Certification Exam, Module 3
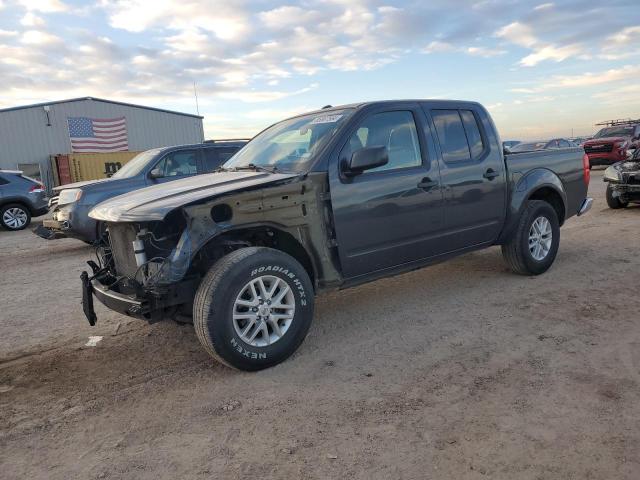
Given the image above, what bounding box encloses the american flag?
[67,116,129,152]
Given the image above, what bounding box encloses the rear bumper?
[577,197,593,216]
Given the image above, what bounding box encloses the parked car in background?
[583,120,640,167]
[508,138,575,153]
[0,170,48,231]
[35,140,248,244]
[603,147,640,209]
[502,140,521,151]
[81,99,592,371]
[569,136,592,147]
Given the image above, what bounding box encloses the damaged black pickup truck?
[83,100,593,371]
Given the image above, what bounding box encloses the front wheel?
[193,247,314,371]
[606,184,628,209]
[502,200,560,275]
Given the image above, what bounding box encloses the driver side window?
[341,111,422,173]
[155,150,198,177]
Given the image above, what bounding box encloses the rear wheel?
[606,184,628,209]
[193,247,314,371]
[1,203,31,231]
[502,200,560,275]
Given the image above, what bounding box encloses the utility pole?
[193,81,200,116]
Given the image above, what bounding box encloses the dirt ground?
[0,169,638,479]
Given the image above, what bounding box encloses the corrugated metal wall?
[0,98,204,190]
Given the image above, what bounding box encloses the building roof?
[0,96,203,119]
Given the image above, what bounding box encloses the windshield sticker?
[310,114,343,124]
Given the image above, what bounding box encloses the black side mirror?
[149,168,164,179]
[343,146,389,176]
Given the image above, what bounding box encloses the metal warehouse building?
[0,97,204,190]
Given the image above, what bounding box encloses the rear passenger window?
[431,110,472,163]
[460,110,485,159]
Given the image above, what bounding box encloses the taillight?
[29,183,45,193]
[582,153,590,186]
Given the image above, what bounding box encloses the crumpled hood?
[89,171,298,222]
[53,178,111,192]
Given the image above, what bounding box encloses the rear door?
[329,104,445,278]
[425,104,506,251]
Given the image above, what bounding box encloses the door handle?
[483,169,500,180]
[417,178,439,190]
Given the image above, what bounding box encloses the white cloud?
[0,28,18,37]
[495,22,537,48]
[104,0,249,40]
[466,46,507,57]
[534,3,554,10]
[423,41,455,54]
[545,65,640,88]
[217,83,319,103]
[16,0,67,12]
[496,20,586,67]
[20,30,62,46]
[519,43,583,66]
[20,12,46,27]
[509,65,640,94]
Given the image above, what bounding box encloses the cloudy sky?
[1,0,639,140]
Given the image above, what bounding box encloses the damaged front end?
[81,172,342,326]
[84,210,204,323]
[604,157,640,204]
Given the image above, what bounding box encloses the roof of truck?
[294,99,482,117]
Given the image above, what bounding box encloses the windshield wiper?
[232,163,278,174]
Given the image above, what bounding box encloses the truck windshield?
[223,109,353,173]
[111,149,163,179]
[594,126,634,138]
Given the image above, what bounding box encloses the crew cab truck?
[82,100,593,371]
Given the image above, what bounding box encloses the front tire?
[606,184,628,209]
[193,247,314,371]
[502,200,560,275]
[1,203,31,231]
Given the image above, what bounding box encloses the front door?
[150,149,201,184]
[329,106,445,278]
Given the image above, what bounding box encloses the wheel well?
[190,226,316,287]
[528,187,565,225]
[0,200,31,214]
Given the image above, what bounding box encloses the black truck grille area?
[622,173,640,185]
[108,223,139,278]
[584,143,613,154]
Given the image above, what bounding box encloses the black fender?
[496,168,567,244]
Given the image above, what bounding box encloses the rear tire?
[193,247,314,371]
[0,203,31,231]
[606,184,628,209]
[502,200,560,275]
